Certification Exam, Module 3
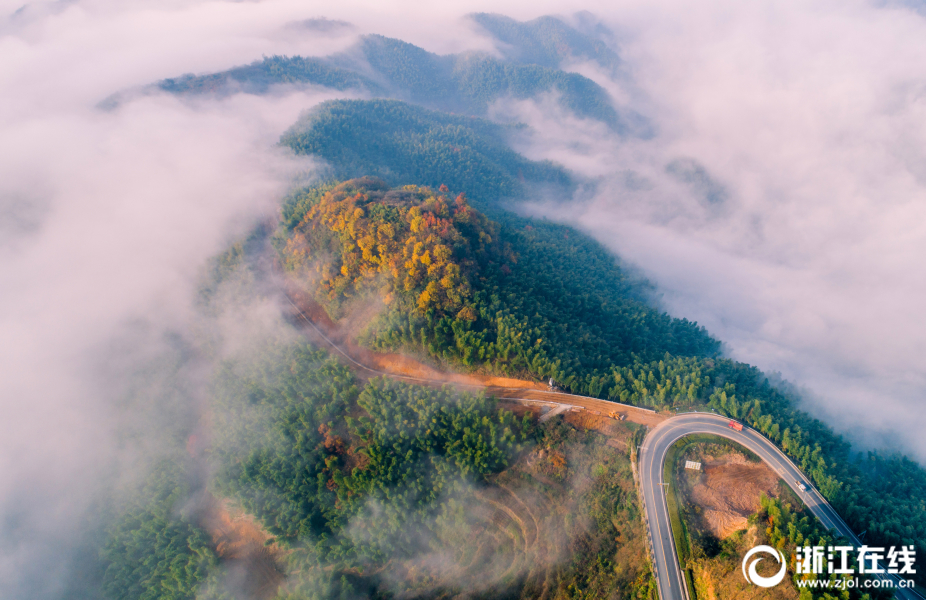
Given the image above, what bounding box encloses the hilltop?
[91,12,926,600]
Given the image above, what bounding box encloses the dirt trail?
[283,286,667,428]
[285,286,546,390]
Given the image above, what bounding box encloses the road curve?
[283,293,918,599]
[639,412,920,600]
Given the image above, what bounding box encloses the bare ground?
[686,453,780,538]
[284,285,667,428]
[680,451,796,600]
[199,495,286,599]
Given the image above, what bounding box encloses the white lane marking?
[640,414,924,600]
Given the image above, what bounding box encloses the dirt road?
[283,287,667,429]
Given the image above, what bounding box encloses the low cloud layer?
[4,0,926,596]
[0,2,359,596]
[504,0,926,458]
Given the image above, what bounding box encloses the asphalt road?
[286,295,918,599]
[639,412,921,600]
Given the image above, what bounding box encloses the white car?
[797,481,807,491]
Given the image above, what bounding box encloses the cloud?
[502,0,926,459]
[0,2,361,596]
[4,0,926,595]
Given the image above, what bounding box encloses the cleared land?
[684,452,780,538]
[200,495,287,600]
[673,441,796,600]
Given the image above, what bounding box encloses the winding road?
[283,292,919,599]
[639,412,921,600]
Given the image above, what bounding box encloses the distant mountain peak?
[468,12,621,74]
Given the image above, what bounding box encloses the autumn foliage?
[283,177,507,319]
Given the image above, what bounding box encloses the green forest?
[275,97,926,592]
[211,343,528,561]
[107,335,651,599]
[469,13,622,72]
[279,174,719,396]
[155,21,632,132]
[101,462,218,600]
[96,13,926,599]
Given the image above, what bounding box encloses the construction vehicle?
[608,411,627,421]
[728,420,743,431]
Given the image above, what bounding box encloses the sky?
[2,0,926,596]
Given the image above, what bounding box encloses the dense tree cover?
[282,178,504,320]
[280,99,573,206]
[756,495,891,600]
[215,339,655,598]
[355,34,624,130]
[101,463,217,600]
[158,55,383,96]
[280,96,926,588]
[468,13,622,73]
[279,176,720,393]
[130,23,926,595]
[213,342,527,561]
[155,17,630,130]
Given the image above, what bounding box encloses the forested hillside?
[277,96,926,589]
[280,178,505,321]
[205,339,652,598]
[159,55,383,97]
[469,13,621,73]
[279,172,720,395]
[101,462,218,600]
[280,99,573,208]
[153,15,635,131]
[211,343,526,558]
[355,34,624,129]
[95,12,926,598]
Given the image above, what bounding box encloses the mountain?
[158,55,384,96]
[149,15,641,133]
[91,13,926,600]
[278,98,573,210]
[275,94,926,595]
[468,12,622,73]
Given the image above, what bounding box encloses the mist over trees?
[16,8,925,600]
[153,21,635,133]
[274,96,926,591]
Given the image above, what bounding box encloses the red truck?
[728,420,743,431]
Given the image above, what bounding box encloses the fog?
[3,0,926,596]
[499,0,926,460]
[0,2,355,595]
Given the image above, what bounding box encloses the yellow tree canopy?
[282,178,509,318]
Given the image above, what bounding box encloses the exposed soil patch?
[498,400,543,420]
[284,285,667,429]
[200,495,286,599]
[285,284,544,389]
[684,453,780,538]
